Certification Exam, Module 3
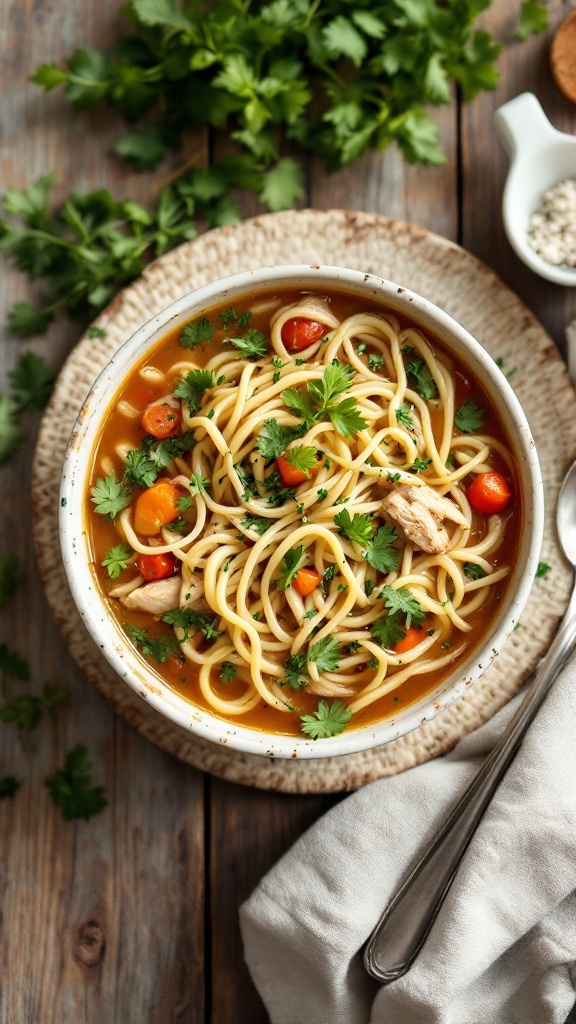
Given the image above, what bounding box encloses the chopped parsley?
[411,456,432,473]
[282,359,367,438]
[45,745,107,821]
[127,625,181,663]
[162,607,222,642]
[405,357,438,400]
[174,369,216,413]
[363,525,399,574]
[334,509,375,546]
[317,488,328,501]
[241,514,271,535]
[278,546,307,590]
[300,699,352,739]
[308,636,342,672]
[379,585,425,627]
[371,614,406,648]
[219,308,253,331]
[180,316,214,349]
[225,329,268,360]
[219,661,237,683]
[464,562,486,581]
[368,353,385,372]
[536,561,551,579]
[455,398,484,433]
[101,542,132,579]
[284,652,308,690]
[256,419,300,459]
[396,402,415,430]
[91,473,132,521]
[285,445,319,478]
[124,449,158,488]
[365,579,375,597]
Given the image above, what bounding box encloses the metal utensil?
[364,459,576,984]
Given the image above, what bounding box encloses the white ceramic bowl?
[59,265,544,759]
[494,91,576,287]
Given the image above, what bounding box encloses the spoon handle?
[364,591,576,984]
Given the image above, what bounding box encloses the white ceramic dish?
[495,91,576,287]
[59,265,544,760]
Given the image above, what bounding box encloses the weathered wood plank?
[0,3,206,1022]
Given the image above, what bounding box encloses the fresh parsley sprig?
[162,607,222,642]
[308,636,343,672]
[90,473,133,521]
[174,369,217,413]
[101,543,132,579]
[300,699,352,739]
[379,585,425,628]
[283,360,367,439]
[45,745,108,821]
[278,546,307,590]
[455,398,484,433]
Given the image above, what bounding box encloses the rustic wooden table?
[1,2,575,1021]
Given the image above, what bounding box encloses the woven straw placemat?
[32,209,576,793]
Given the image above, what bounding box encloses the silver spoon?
[364,458,576,984]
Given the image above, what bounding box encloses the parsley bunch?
[31,0,545,183]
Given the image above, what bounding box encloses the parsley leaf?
[371,614,406,648]
[464,562,486,581]
[124,449,158,488]
[162,608,222,642]
[396,403,415,430]
[0,642,30,680]
[257,419,299,460]
[45,745,108,821]
[9,352,55,411]
[285,446,319,478]
[219,661,237,683]
[536,561,551,579]
[0,776,21,800]
[284,652,308,690]
[363,525,399,574]
[151,430,197,468]
[101,543,132,579]
[405,357,438,400]
[219,308,253,331]
[411,456,432,473]
[278,545,307,590]
[226,329,268,360]
[517,0,548,40]
[91,474,132,520]
[455,399,484,433]
[180,316,214,349]
[368,354,385,372]
[283,360,367,439]
[241,514,270,535]
[0,395,23,465]
[127,624,181,663]
[174,369,216,413]
[300,699,352,739]
[308,636,343,672]
[0,555,20,609]
[379,585,425,628]
[334,509,375,546]
[0,695,43,730]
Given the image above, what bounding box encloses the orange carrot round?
[293,567,322,596]
[276,452,321,488]
[393,626,428,654]
[134,480,180,536]
[141,402,180,439]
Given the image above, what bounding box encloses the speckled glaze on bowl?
[59,265,544,760]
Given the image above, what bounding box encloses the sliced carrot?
[393,626,428,654]
[281,318,326,353]
[141,402,180,439]
[134,480,180,536]
[276,452,321,488]
[137,552,178,581]
[293,567,322,596]
[467,471,511,515]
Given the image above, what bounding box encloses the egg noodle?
[101,296,513,724]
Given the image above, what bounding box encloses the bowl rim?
[59,264,544,760]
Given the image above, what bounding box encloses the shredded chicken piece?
[383,483,467,554]
[121,574,181,614]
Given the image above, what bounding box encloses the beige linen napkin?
[240,660,576,1024]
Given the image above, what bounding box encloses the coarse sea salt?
[528,178,576,268]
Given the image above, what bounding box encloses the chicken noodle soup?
[88,289,520,740]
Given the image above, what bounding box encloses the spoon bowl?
[494,92,576,287]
